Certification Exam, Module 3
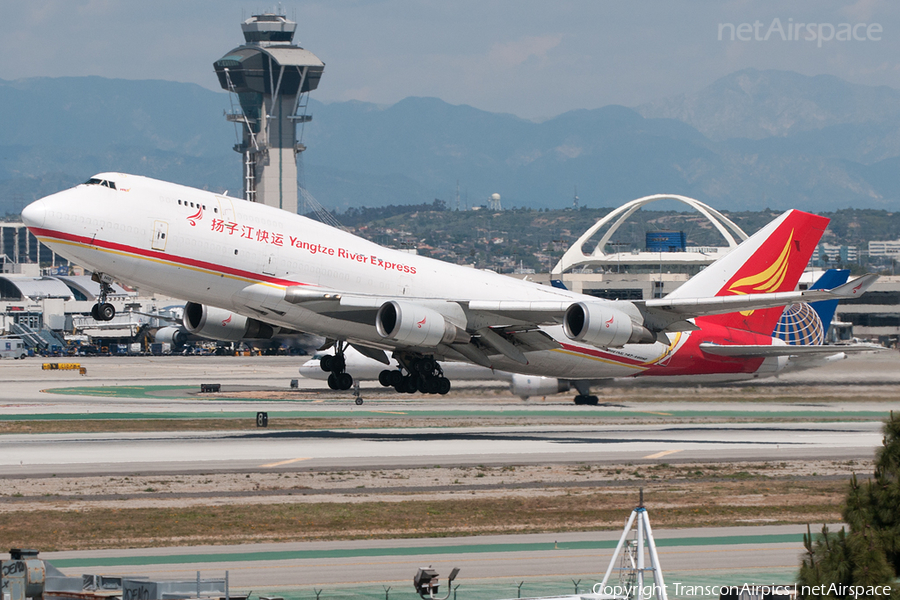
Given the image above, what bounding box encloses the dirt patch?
[0,460,861,551]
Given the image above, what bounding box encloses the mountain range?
[1,68,899,216]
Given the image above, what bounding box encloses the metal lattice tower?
[598,491,668,600]
[214,12,325,213]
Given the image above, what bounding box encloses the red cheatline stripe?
[30,227,311,288]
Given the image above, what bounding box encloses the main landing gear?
[90,275,116,322]
[320,342,354,392]
[572,381,599,406]
[377,355,451,395]
[573,394,599,406]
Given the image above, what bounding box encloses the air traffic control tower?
[213,13,324,213]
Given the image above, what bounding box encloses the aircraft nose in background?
[21,199,47,229]
[298,359,321,378]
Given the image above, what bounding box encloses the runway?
[0,421,883,477]
[1,352,897,476]
[2,352,896,597]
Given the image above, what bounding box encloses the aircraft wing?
[264,274,880,365]
[273,286,569,366]
[284,288,571,325]
[638,274,879,332]
[699,341,884,357]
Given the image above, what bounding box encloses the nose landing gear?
[90,275,116,322]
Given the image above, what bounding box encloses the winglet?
[829,273,878,298]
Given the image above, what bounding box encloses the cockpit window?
[84,178,117,189]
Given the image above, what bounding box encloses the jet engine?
[563,302,655,348]
[509,373,570,400]
[375,301,462,347]
[153,326,188,346]
[183,302,279,342]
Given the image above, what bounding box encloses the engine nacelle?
[183,302,278,342]
[509,373,570,400]
[563,302,655,348]
[375,301,461,347]
[153,326,188,346]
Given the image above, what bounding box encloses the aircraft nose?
[21,198,47,229]
[298,360,318,376]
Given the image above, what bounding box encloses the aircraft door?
[216,196,235,222]
[262,252,276,276]
[152,220,168,251]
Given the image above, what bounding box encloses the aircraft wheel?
[437,377,451,395]
[404,376,418,394]
[378,370,393,387]
[355,397,364,405]
[417,357,436,374]
[585,395,599,406]
[573,395,585,405]
[90,304,100,320]
[425,376,441,394]
[327,373,339,390]
[320,355,334,372]
[388,370,404,387]
[98,302,116,321]
[415,375,429,394]
[338,373,353,390]
[331,355,346,373]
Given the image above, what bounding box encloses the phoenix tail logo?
[605,315,614,328]
[725,230,794,315]
[187,206,203,227]
[417,317,427,329]
[221,314,232,327]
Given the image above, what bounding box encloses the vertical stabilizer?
[667,209,829,334]
[806,268,850,330]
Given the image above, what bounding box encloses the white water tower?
[489,193,502,211]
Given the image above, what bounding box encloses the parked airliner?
[22,173,876,403]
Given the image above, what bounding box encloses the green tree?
[799,412,900,600]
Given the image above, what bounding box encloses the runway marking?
[643,449,682,459]
[260,457,311,468]
[370,410,408,415]
[641,411,672,416]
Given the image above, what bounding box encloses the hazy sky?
[2,0,899,119]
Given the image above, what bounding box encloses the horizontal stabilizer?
[640,273,879,329]
[699,342,884,358]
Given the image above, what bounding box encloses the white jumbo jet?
[22,173,878,403]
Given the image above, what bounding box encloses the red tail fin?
[694,210,829,334]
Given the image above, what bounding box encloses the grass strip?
[0,482,842,552]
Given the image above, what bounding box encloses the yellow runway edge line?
[260,457,312,468]
[643,449,683,459]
